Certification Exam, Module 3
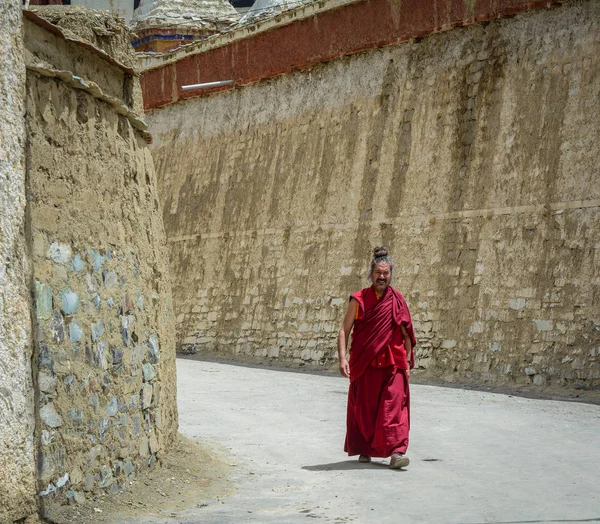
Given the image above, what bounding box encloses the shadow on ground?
[302,460,403,471]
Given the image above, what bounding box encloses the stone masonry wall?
[0,1,38,521]
[23,11,178,503]
[147,0,600,390]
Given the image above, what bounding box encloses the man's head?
[369,246,393,294]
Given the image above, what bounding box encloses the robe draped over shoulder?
[348,286,416,383]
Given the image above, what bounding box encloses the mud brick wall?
[0,1,37,521]
[146,0,600,391]
[23,11,177,503]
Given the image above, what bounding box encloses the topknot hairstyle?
[373,246,388,258]
[368,246,394,279]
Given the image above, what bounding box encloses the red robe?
[344,286,416,458]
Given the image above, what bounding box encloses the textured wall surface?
[148,0,600,390]
[0,1,38,522]
[24,12,178,503]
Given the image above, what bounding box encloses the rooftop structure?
[238,0,312,24]
[131,0,239,52]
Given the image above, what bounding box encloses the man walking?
[338,247,416,469]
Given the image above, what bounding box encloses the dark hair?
[368,246,394,279]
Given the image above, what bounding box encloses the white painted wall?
[72,0,135,22]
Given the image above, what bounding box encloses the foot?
[358,455,371,463]
[389,453,409,469]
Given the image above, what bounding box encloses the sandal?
[389,452,409,469]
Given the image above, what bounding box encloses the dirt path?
[42,434,233,523]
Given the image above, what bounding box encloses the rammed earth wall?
[145,0,600,390]
[22,8,177,504]
[0,1,37,521]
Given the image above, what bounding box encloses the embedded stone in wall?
[40,403,63,428]
[59,290,79,315]
[36,281,53,320]
[47,242,72,264]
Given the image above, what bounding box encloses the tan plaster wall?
[0,1,38,521]
[24,13,177,502]
[148,1,600,390]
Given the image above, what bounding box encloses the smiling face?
[371,262,391,295]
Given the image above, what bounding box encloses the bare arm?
[337,299,357,379]
[400,324,412,379]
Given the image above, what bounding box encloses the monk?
[338,246,416,469]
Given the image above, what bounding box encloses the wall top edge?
[137,0,363,72]
[23,9,138,76]
[140,0,569,110]
[138,0,568,73]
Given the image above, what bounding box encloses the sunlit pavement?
[142,358,600,523]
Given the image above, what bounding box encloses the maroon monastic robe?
[344,286,416,458]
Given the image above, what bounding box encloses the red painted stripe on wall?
[141,0,564,110]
